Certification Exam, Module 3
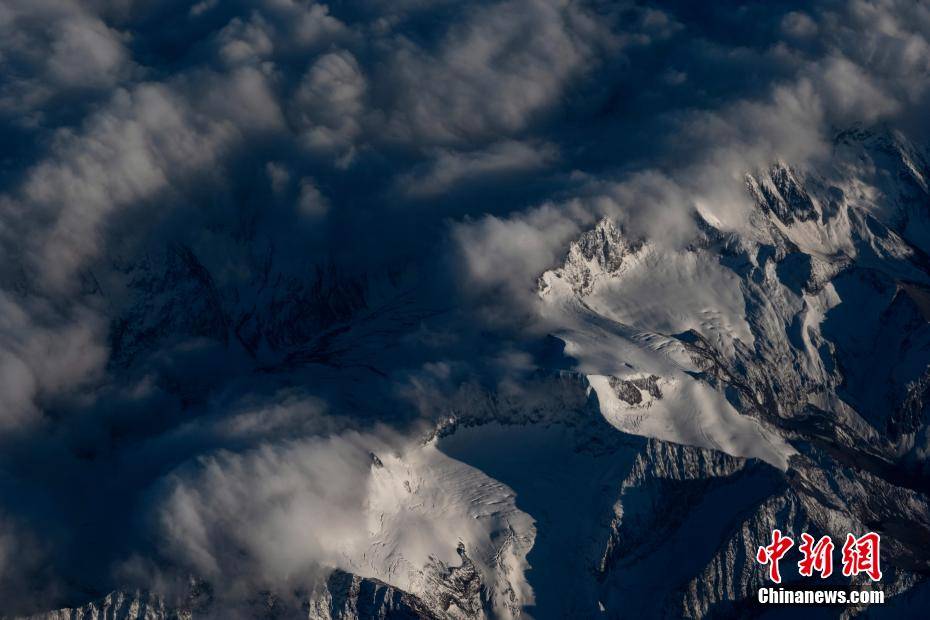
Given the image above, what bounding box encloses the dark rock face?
[608,375,662,405]
[770,164,819,223]
[317,571,438,620]
[747,164,820,224]
[110,244,230,368]
[575,219,629,273]
[110,248,372,370]
[18,590,184,620]
[890,368,930,442]
[416,546,484,619]
[544,218,637,295]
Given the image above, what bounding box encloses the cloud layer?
[0,0,929,614]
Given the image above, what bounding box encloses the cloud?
[215,15,275,68]
[451,200,594,316]
[812,55,900,123]
[445,0,930,312]
[149,423,533,613]
[375,0,616,145]
[262,0,349,50]
[7,83,226,290]
[266,161,291,193]
[0,513,54,615]
[781,11,818,38]
[291,50,367,160]
[0,292,107,434]
[398,140,558,198]
[2,66,283,292]
[0,0,131,122]
[212,0,349,65]
[155,431,385,585]
[297,177,331,216]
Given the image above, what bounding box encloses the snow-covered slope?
[538,218,794,469]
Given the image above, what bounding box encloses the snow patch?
[587,373,792,470]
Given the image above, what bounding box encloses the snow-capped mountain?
[17,126,930,619]
[5,0,930,617]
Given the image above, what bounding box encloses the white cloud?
[377,0,615,145]
[152,426,534,612]
[781,11,818,38]
[11,84,227,289]
[0,0,131,119]
[216,15,275,67]
[266,161,291,194]
[156,432,381,582]
[0,292,107,434]
[451,200,593,311]
[297,177,330,216]
[3,66,283,292]
[398,140,558,198]
[291,50,367,160]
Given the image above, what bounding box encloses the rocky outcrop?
[22,574,439,620]
[307,571,438,620]
[538,218,638,295]
[17,591,187,620]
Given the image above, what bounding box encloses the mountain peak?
[746,163,820,224]
[540,217,637,296]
